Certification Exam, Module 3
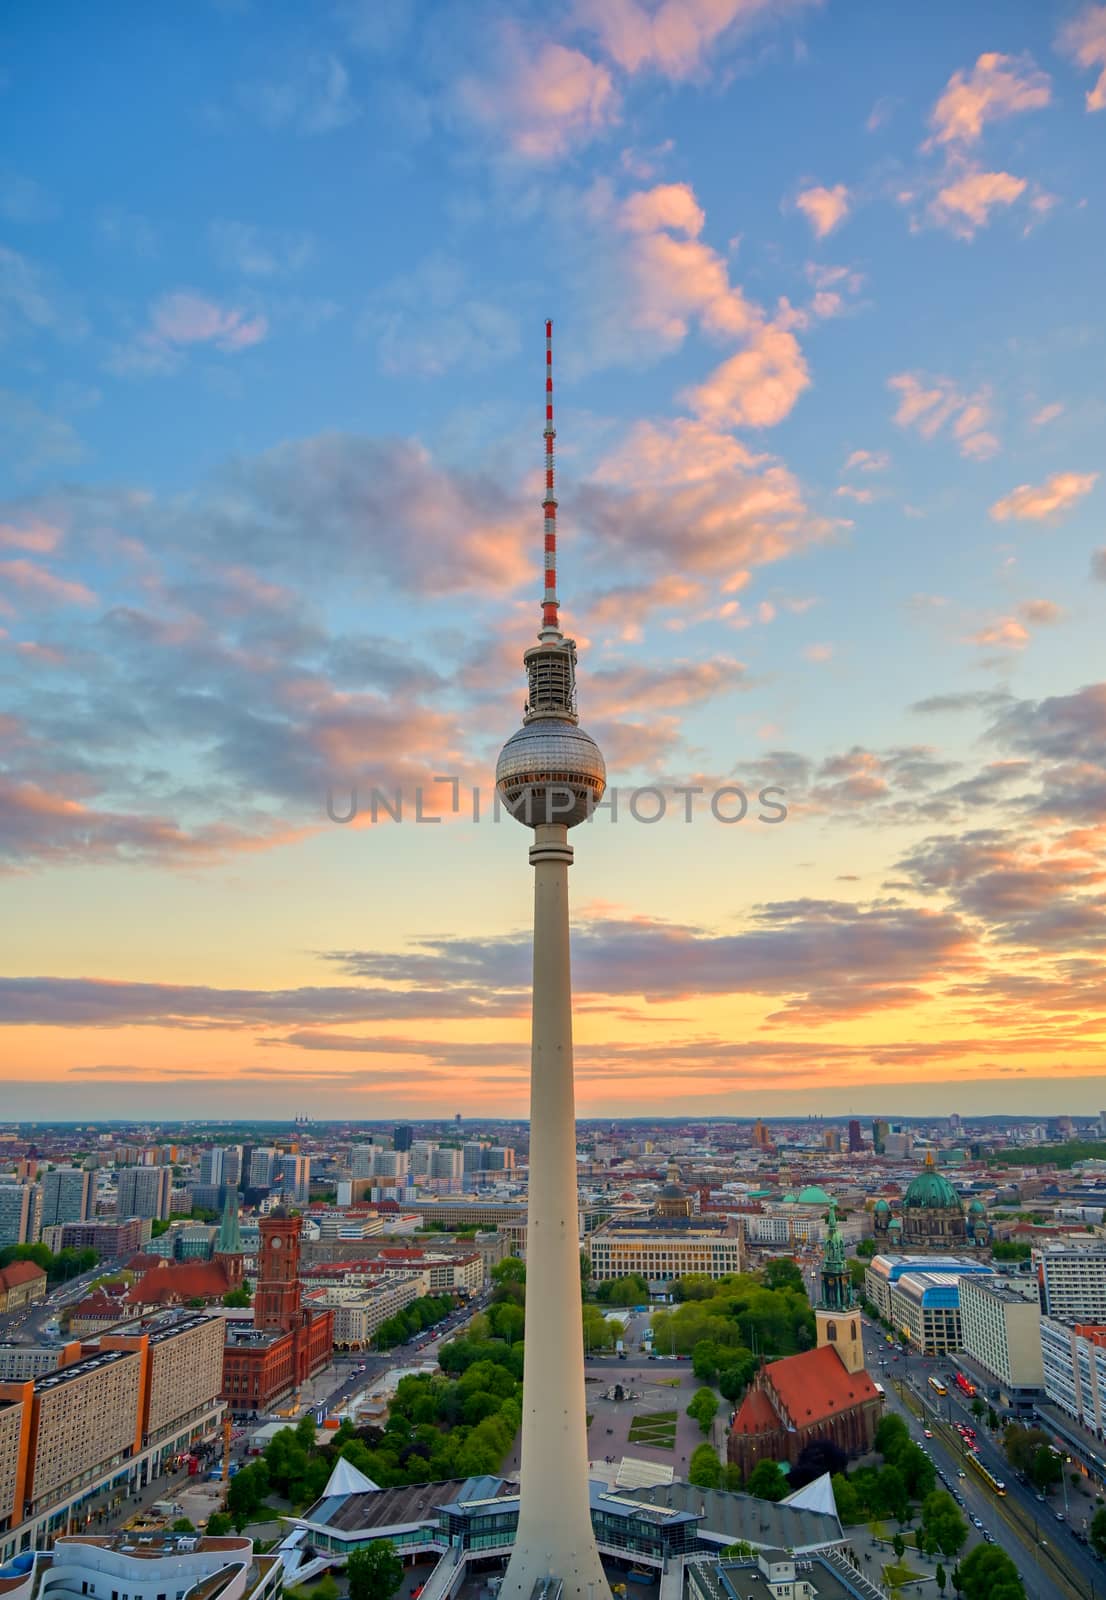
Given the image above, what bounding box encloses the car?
[958,1470,966,1479]
[923,1429,933,1438]
[983,1532,994,1544]
[973,1518,984,1530]
[1036,1493,1046,1502]
[1056,1512,1065,1522]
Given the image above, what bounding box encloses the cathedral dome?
[873,1198,890,1212]
[969,1198,986,1214]
[798,1185,834,1206]
[660,1182,685,1200]
[903,1169,961,1210]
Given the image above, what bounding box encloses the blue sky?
[1,0,1104,1118]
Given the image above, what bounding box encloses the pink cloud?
[0,519,62,554]
[1057,4,1106,112]
[575,0,821,80]
[989,471,1098,522]
[969,616,1030,649]
[1019,599,1063,625]
[834,485,875,503]
[149,291,268,352]
[619,181,704,236]
[456,31,618,159]
[795,183,851,238]
[804,642,834,662]
[843,449,889,473]
[888,372,998,458]
[0,559,96,607]
[929,167,1027,237]
[1030,402,1064,428]
[926,51,1051,147]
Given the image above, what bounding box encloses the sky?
[1,0,1105,1121]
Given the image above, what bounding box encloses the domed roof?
[797,1185,833,1205]
[903,1168,962,1211]
[660,1183,685,1199]
[888,1215,903,1230]
[969,1198,986,1214]
[873,1198,891,1212]
[782,1192,797,1203]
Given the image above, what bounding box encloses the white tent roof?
[781,1472,837,1519]
[323,1456,380,1496]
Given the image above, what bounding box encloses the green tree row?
[0,1242,98,1280]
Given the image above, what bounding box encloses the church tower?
[255,1209,301,1331]
[214,1186,245,1288]
[815,1202,864,1374]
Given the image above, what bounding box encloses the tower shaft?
[500,822,609,1600]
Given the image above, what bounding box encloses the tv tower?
[495,322,610,1600]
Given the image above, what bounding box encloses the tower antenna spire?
[541,317,559,637]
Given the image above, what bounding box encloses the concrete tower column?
[500,821,609,1600]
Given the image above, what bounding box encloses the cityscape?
[3,6,1106,1600]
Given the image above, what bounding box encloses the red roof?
[129,1261,232,1305]
[732,1386,778,1435]
[764,1345,878,1427]
[0,1261,47,1291]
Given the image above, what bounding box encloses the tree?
[206,1513,233,1536]
[1090,1505,1106,1560]
[223,1285,251,1308]
[1003,1424,1051,1475]
[580,1250,591,1286]
[986,1407,998,1430]
[856,1238,878,1258]
[763,1257,803,1293]
[745,1460,787,1502]
[491,1257,526,1287]
[875,1413,910,1459]
[687,1387,719,1435]
[171,1518,195,1533]
[347,1541,404,1600]
[892,1533,905,1560]
[921,1491,968,1558]
[692,1340,720,1383]
[688,1443,723,1489]
[936,1564,946,1594]
[969,1398,985,1421]
[1030,1443,1062,1492]
[957,1545,1025,1600]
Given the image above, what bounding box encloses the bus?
[929,1376,948,1396]
[965,1454,1006,1495]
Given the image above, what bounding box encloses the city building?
[870,1153,983,1253]
[0,1344,82,1382]
[279,1155,311,1203]
[0,1185,32,1249]
[49,1217,148,1258]
[492,321,610,1600]
[889,1272,968,1357]
[0,1311,224,1559]
[311,1277,422,1348]
[116,1165,172,1221]
[0,1263,47,1314]
[730,1207,880,1477]
[1,1531,282,1600]
[1037,1244,1106,1323]
[1041,1320,1106,1440]
[221,1211,333,1416]
[393,1124,413,1152]
[958,1276,1043,1406]
[847,1120,863,1154]
[863,1254,995,1320]
[248,1147,278,1188]
[589,1213,742,1290]
[40,1167,92,1228]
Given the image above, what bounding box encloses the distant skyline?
[2,2,1105,1118]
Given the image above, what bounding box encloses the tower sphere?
[496,718,606,829]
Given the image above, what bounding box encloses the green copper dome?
[873,1198,891,1212]
[798,1185,833,1206]
[903,1169,962,1210]
[969,1198,986,1214]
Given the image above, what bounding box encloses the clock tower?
[256,1209,301,1331]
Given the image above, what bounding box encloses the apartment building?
[0,1185,32,1248]
[589,1219,743,1289]
[40,1168,92,1228]
[117,1166,173,1221]
[1041,1320,1106,1439]
[1037,1245,1106,1323]
[0,1344,82,1382]
[313,1278,422,1348]
[0,1312,224,1560]
[0,1264,47,1315]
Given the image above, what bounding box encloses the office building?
[0,1344,82,1382]
[430,1149,463,1183]
[248,1147,278,1188]
[40,1168,92,1228]
[198,1147,225,1187]
[0,1185,32,1248]
[51,1216,148,1258]
[864,1254,995,1321]
[393,1124,413,1153]
[279,1155,311,1203]
[958,1276,1043,1396]
[1041,1320,1106,1438]
[871,1119,889,1155]
[117,1165,173,1221]
[847,1120,863,1154]
[1,1532,283,1600]
[1037,1244,1106,1322]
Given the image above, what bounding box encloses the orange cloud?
[683,322,809,429]
[843,449,890,473]
[795,183,851,238]
[926,51,1051,147]
[969,616,1029,650]
[619,181,705,235]
[575,0,821,80]
[929,166,1027,237]
[0,519,62,553]
[1019,599,1063,625]
[456,32,618,158]
[1030,402,1064,428]
[989,471,1098,522]
[1057,4,1106,112]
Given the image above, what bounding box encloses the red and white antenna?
[541,317,559,636]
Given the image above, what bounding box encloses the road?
[858,1316,1104,1600]
[0,1266,105,1345]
